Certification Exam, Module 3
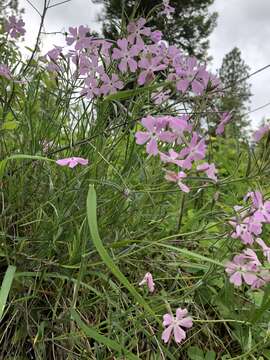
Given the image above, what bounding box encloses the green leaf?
[205,351,216,360]
[187,346,205,360]
[1,120,19,130]
[71,309,139,360]
[86,185,157,320]
[0,265,16,320]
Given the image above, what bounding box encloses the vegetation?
[0,1,270,359]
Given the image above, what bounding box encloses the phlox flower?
[135,116,173,156]
[251,269,270,289]
[168,115,192,144]
[5,16,25,38]
[100,73,124,95]
[162,308,193,344]
[139,272,155,293]
[151,30,163,43]
[160,149,182,166]
[178,132,206,169]
[256,238,270,263]
[165,170,190,193]
[66,26,91,50]
[0,64,12,79]
[127,18,151,46]
[81,75,100,99]
[248,191,270,223]
[56,157,89,168]
[225,253,259,287]
[138,56,167,85]
[252,124,270,142]
[112,38,140,73]
[197,162,218,182]
[46,46,63,62]
[216,112,232,135]
[151,89,171,105]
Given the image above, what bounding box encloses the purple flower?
[112,38,140,73]
[56,157,89,168]
[135,116,172,156]
[178,132,206,169]
[252,124,270,142]
[151,30,163,43]
[248,191,270,223]
[162,308,193,344]
[0,64,12,79]
[127,18,151,46]
[139,272,155,293]
[168,115,192,144]
[81,75,100,99]
[251,270,270,289]
[165,170,190,193]
[100,73,124,95]
[66,26,91,50]
[256,238,270,263]
[46,46,63,62]
[225,253,259,287]
[5,16,25,38]
[160,149,183,166]
[197,162,218,182]
[216,112,232,135]
[138,56,167,85]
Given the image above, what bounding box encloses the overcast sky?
[20,0,270,128]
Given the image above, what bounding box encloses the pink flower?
[138,56,167,85]
[251,270,270,289]
[5,16,25,38]
[0,64,12,79]
[151,30,163,43]
[256,238,270,262]
[135,116,171,156]
[81,75,100,99]
[225,253,259,287]
[160,0,175,18]
[56,157,89,168]
[139,272,155,293]
[165,170,190,193]
[162,308,193,344]
[248,191,270,223]
[100,73,124,95]
[66,26,91,50]
[168,115,192,144]
[216,112,232,135]
[127,18,151,46]
[112,38,140,73]
[197,162,218,182]
[178,132,206,169]
[46,46,63,62]
[151,89,171,105]
[252,124,270,142]
[160,149,182,166]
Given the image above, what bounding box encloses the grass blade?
[86,185,157,320]
[71,309,140,360]
[0,265,16,321]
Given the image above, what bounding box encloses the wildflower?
[56,157,89,168]
[100,73,124,95]
[197,162,218,182]
[138,56,167,85]
[252,124,270,142]
[81,75,100,99]
[165,170,190,193]
[112,38,140,73]
[248,191,270,223]
[225,253,259,287]
[0,64,12,79]
[178,132,206,169]
[127,18,151,46]
[139,272,155,293]
[46,46,63,62]
[66,26,91,50]
[256,238,270,262]
[5,16,25,38]
[168,115,192,144]
[216,112,232,135]
[251,269,270,289]
[160,149,182,166]
[162,308,193,344]
[151,89,171,105]
[151,30,163,43]
[135,116,171,156]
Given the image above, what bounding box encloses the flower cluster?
[225,191,270,288]
[135,115,218,192]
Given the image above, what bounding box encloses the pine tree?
[93,0,217,60]
[218,47,252,138]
